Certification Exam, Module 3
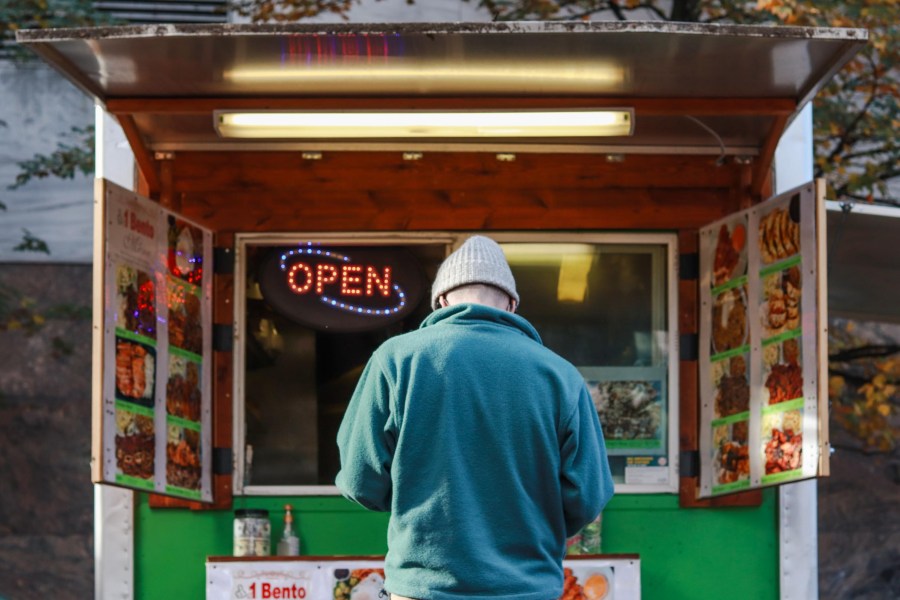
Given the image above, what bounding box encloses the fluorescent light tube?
[214,110,633,139]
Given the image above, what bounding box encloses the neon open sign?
[258,245,424,331]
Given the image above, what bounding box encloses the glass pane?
[241,243,443,487]
[503,243,670,487]
[238,239,672,491]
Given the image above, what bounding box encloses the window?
[498,234,678,493]
[234,233,678,495]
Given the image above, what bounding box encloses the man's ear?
[508,299,517,313]
[439,295,449,308]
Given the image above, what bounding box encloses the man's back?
[337,303,613,600]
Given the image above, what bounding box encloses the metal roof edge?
[15,20,868,44]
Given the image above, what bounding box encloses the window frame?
[232,232,679,496]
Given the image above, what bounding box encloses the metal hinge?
[679,252,699,280]
[212,447,233,475]
[213,323,233,352]
[214,246,234,275]
[680,450,700,478]
[680,333,699,361]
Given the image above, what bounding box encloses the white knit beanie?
[431,236,519,309]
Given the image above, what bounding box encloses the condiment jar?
[233,508,271,557]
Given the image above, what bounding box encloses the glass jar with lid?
[233,508,270,556]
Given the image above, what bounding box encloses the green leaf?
[7,125,94,190]
[13,228,50,254]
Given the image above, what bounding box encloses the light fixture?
[503,244,597,303]
[223,62,626,89]
[214,109,633,139]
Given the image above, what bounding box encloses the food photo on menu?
[560,565,614,600]
[116,264,156,339]
[115,407,155,481]
[587,380,662,445]
[115,336,156,407]
[762,409,803,476]
[166,355,201,422]
[333,568,385,600]
[713,419,750,487]
[711,354,750,419]
[167,281,203,355]
[762,337,803,406]
[711,285,749,356]
[166,423,201,491]
[712,216,747,287]
[758,202,801,265]
[167,216,204,285]
[760,265,801,338]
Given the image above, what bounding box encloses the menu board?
[95,180,213,502]
[698,181,828,498]
[206,556,640,600]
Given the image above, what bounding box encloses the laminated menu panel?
[93,178,214,502]
[698,180,829,498]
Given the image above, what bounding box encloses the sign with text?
[206,557,640,600]
[258,245,424,332]
[698,180,829,497]
[94,179,213,502]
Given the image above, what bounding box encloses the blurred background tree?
[231,0,899,207]
[0,1,105,328]
[0,0,103,256]
[829,321,900,455]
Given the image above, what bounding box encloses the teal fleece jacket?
[336,304,614,600]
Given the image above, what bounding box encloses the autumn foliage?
[457,0,899,206]
[829,320,900,453]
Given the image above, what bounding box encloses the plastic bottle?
[276,504,300,556]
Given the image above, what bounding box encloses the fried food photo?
[166,357,202,421]
[115,339,155,402]
[712,287,748,354]
[115,431,154,479]
[713,221,746,286]
[560,568,585,600]
[762,410,803,474]
[758,207,800,264]
[715,420,750,484]
[116,265,157,339]
[762,266,801,336]
[711,354,749,419]
[763,338,803,404]
[166,425,201,489]
[168,286,204,355]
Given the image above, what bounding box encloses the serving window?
[233,233,678,495]
[498,234,679,493]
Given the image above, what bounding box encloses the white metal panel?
[94,107,137,600]
[774,104,819,600]
[94,485,134,600]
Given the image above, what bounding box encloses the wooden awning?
[17,21,865,200]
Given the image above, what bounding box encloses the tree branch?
[829,367,900,388]
[833,169,900,202]
[839,147,898,162]
[836,193,900,207]
[830,344,900,363]
[821,54,881,168]
[830,442,896,457]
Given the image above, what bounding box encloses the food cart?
[18,21,865,600]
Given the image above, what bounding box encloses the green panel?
[136,491,778,600]
[602,490,779,600]
[135,495,390,599]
